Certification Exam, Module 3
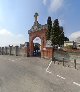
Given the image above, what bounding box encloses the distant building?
[64,41,80,49]
[64,41,74,47]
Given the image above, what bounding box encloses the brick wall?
[41,47,53,59]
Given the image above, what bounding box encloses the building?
[64,41,80,49]
[26,13,53,59]
[64,41,74,47]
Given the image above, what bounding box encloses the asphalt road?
[0,55,80,92]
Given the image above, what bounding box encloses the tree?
[46,17,69,60]
[59,26,65,46]
[64,37,69,41]
[50,19,65,47]
[46,16,52,40]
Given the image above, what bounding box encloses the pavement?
[0,55,80,92]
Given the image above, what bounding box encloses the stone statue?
[34,12,39,25]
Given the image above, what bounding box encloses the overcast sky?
[0,0,80,46]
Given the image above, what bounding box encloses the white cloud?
[0,29,13,36]
[69,31,80,41]
[43,0,64,13]
[43,0,47,5]
[49,0,64,12]
[0,29,26,46]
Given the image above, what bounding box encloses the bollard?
[54,60,55,64]
[54,57,55,64]
[58,62,59,65]
[63,58,64,66]
[74,59,76,69]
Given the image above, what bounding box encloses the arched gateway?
[27,13,53,59]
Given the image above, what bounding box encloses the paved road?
[0,55,80,92]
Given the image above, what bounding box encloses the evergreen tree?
[50,19,59,45]
[46,16,52,40]
[49,19,65,61]
[64,37,69,41]
[59,26,65,46]
[46,18,68,47]
[50,19,65,46]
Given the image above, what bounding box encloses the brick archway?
[29,29,47,56]
[28,13,53,59]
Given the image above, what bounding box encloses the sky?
[0,0,80,46]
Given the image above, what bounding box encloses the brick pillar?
[27,47,30,57]
[46,47,54,59]
[5,47,8,55]
[24,42,29,57]
[29,41,34,56]
[15,46,19,56]
[24,47,29,57]
[2,47,5,55]
[9,45,13,55]
[0,47,1,55]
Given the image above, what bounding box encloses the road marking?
[46,70,52,74]
[73,82,80,87]
[57,75,66,80]
[46,61,52,71]
[12,60,15,62]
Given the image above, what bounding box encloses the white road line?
[11,60,15,62]
[46,70,52,74]
[57,75,66,80]
[8,59,15,62]
[73,82,80,87]
[46,61,52,71]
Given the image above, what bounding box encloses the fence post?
[63,58,64,66]
[74,59,76,69]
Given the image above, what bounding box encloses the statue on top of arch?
[28,13,47,34]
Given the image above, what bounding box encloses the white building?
[64,41,80,49]
[64,41,74,47]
